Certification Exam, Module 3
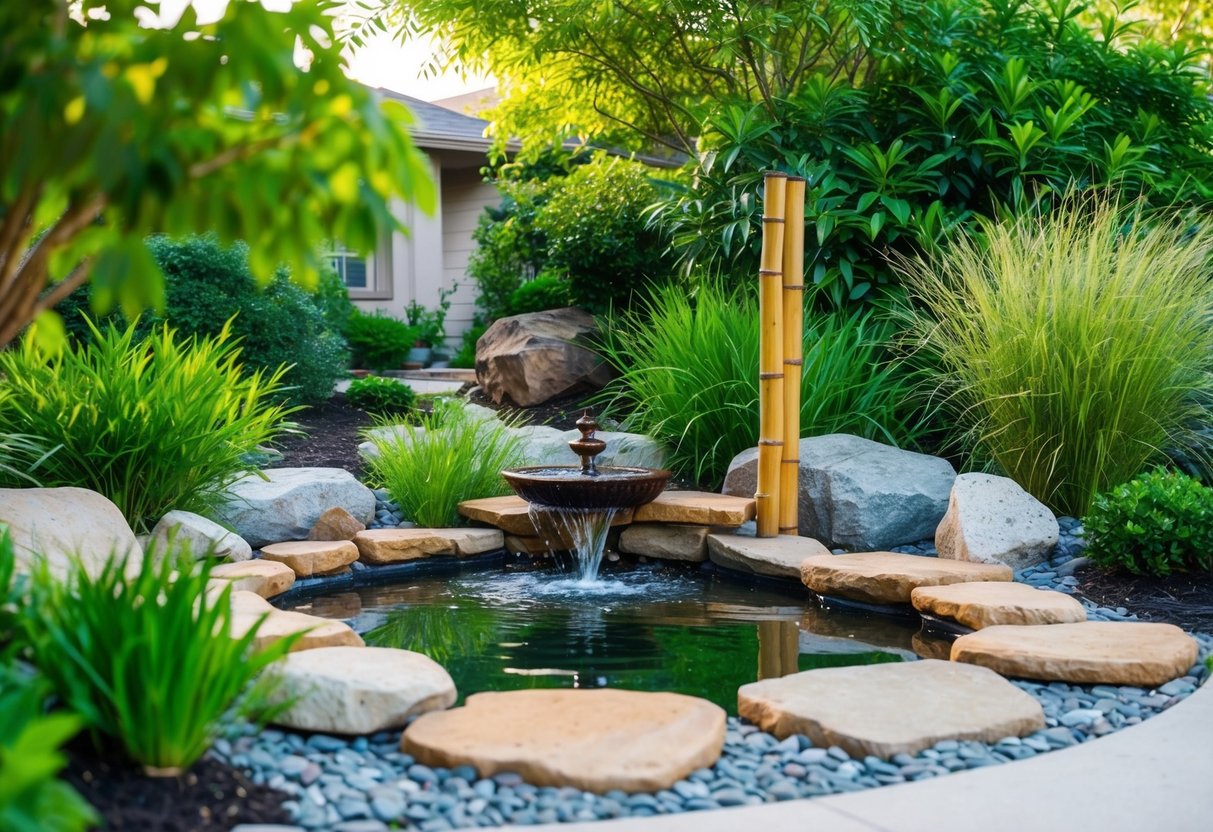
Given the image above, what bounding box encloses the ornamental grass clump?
[901,199,1213,516]
[596,281,926,488]
[363,400,527,527]
[20,547,297,774]
[0,319,295,532]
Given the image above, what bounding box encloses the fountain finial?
[568,410,607,476]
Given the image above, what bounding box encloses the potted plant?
[404,287,455,367]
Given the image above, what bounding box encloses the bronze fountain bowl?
[501,465,671,510]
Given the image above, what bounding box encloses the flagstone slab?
[458,495,633,536]
[210,559,296,598]
[911,581,1087,630]
[619,524,709,561]
[952,622,1198,687]
[738,659,1044,759]
[230,607,364,653]
[708,533,830,578]
[353,528,504,564]
[402,689,726,793]
[632,491,755,526]
[800,552,1013,605]
[260,540,358,577]
[268,646,455,734]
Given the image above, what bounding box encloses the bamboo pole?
[756,172,787,538]
[779,176,806,536]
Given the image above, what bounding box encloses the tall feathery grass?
[900,198,1213,516]
[596,282,927,487]
[363,401,528,527]
[0,319,296,531]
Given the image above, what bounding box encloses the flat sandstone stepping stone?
[801,551,1012,605]
[402,689,726,793]
[268,646,455,734]
[738,659,1044,759]
[633,491,755,526]
[952,621,1198,687]
[231,608,364,653]
[260,540,358,577]
[458,495,633,536]
[210,559,296,598]
[912,581,1087,629]
[620,524,709,562]
[708,533,830,578]
[354,528,504,564]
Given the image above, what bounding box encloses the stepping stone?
[737,659,1044,759]
[911,581,1086,630]
[210,559,296,598]
[260,540,359,577]
[402,689,726,792]
[353,528,504,564]
[633,491,755,526]
[708,533,829,578]
[268,646,456,734]
[230,608,364,653]
[800,552,1012,605]
[458,495,632,536]
[308,506,366,541]
[952,621,1198,687]
[619,524,709,561]
[936,473,1059,570]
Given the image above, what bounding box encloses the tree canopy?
[0,0,436,348]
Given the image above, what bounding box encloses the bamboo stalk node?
[759,372,784,380]
[784,358,804,366]
[784,284,805,290]
[761,217,785,224]
[758,269,783,276]
[758,439,784,447]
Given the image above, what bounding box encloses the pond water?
[286,560,944,712]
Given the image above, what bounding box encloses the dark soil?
[275,393,373,478]
[464,386,610,432]
[1074,564,1213,633]
[64,742,292,831]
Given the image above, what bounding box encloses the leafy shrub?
[468,180,550,320]
[1084,469,1213,576]
[345,376,417,416]
[901,198,1213,516]
[506,273,572,316]
[345,310,417,371]
[597,281,926,487]
[451,321,487,370]
[363,401,527,527]
[0,319,294,532]
[651,0,1213,306]
[21,548,296,773]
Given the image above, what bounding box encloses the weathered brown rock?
[0,487,141,577]
[619,524,709,562]
[308,506,366,541]
[268,647,456,734]
[210,559,296,598]
[260,540,359,577]
[911,581,1087,630]
[402,689,726,793]
[800,552,1013,605]
[739,660,1044,759]
[632,491,755,527]
[952,621,1198,686]
[504,535,554,557]
[230,608,364,653]
[708,534,830,579]
[458,496,632,537]
[475,308,613,407]
[353,528,504,564]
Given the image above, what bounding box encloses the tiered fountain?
[501,412,670,581]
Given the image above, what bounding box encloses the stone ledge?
[353,528,504,565]
[634,491,755,527]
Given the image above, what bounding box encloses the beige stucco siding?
[438,166,501,347]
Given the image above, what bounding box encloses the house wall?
[439,165,501,346]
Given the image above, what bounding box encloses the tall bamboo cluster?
[755,172,806,538]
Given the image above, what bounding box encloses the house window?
[327,245,371,290]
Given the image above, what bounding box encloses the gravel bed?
[218,507,1211,830]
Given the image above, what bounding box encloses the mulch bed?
[1074,565,1213,633]
[275,392,374,478]
[64,741,292,831]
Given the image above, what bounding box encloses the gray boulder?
[475,307,613,407]
[211,468,375,548]
[723,434,955,550]
[935,473,1059,570]
[149,509,252,561]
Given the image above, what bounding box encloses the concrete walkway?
[517,678,1213,832]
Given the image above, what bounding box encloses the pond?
[286,559,944,712]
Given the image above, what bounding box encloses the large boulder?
[936,473,1059,570]
[723,434,956,550]
[0,487,141,577]
[149,510,252,561]
[211,468,375,548]
[475,308,613,407]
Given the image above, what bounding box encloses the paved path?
[517,677,1213,832]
